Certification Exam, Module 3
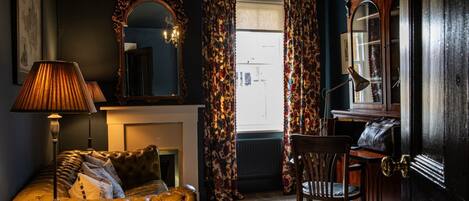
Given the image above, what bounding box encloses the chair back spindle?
[291,135,355,201]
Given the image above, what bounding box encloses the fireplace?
[101,105,203,194]
[160,150,178,187]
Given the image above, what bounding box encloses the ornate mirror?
[113,0,187,103]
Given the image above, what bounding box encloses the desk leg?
[377,164,383,201]
[365,162,383,201]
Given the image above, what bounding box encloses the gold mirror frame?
[112,0,188,103]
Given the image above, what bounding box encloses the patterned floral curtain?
[202,0,241,200]
[282,0,322,194]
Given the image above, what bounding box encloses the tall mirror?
[113,0,187,103]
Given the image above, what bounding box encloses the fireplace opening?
[160,150,179,187]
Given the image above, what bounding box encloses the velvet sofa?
[13,145,196,201]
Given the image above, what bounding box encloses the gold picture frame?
[12,0,43,85]
[340,32,350,74]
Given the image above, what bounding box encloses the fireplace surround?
[101,105,203,194]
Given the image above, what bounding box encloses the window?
[236,1,284,132]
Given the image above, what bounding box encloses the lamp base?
[48,114,62,201]
[319,118,329,136]
[87,113,93,150]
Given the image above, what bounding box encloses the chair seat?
[302,181,360,198]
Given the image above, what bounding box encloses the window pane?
[236,31,284,132]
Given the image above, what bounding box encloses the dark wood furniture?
[330,119,401,201]
[347,149,401,201]
[331,109,399,122]
[339,0,400,118]
[290,135,365,201]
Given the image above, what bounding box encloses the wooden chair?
[290,134,365,201]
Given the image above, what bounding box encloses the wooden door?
[399,0,469,200]
[125,47,153,96]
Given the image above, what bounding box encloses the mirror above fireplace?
[112,0,188,104]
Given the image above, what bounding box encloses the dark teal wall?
[319,0,350,116]
[329,0,350,111]
[0,0,56,199]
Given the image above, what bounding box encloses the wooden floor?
[243,191,296,201]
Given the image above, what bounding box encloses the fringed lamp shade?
[11,61,97,113]
[86,81,107,103]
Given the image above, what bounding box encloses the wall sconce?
[163,16,180,47]
[163,25,180,46]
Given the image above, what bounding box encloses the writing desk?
[348,149,400,201]
[348,149,386,201]
[351,148,386,161]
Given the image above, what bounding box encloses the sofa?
[13,145,196,201]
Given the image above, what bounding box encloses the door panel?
[443,0,469,199]
[420,0,444,164]
[400,0,469,200]
[411,0,445,189]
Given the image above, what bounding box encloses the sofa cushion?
[82,162,125,198]
[124,180,168,198]
[68,173,113,200]
[85,151,123,185]
[100,145,161,190]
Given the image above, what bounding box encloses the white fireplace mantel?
[101,105,203,192]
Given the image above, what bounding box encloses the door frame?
[399,0,421,199]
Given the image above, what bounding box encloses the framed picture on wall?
[12,0,42,85]
[340,32,350,74]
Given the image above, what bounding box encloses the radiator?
[237,136,283,192]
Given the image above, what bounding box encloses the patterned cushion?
[82,162,125,198]
[68,173,113,199]
[85,152,123,186]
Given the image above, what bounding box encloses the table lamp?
[85,81,107,149]
[11,61,96,200]
[320,66,370,136]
